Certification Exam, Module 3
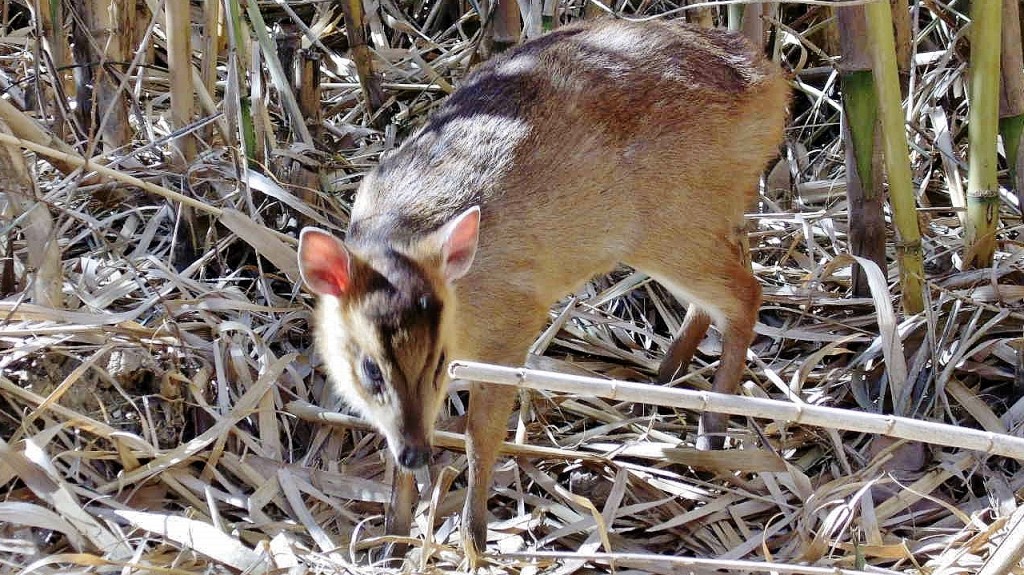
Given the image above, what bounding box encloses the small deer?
[297,17,788,557]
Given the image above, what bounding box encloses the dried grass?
[1,1,1023,574]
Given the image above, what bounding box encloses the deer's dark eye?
[360,356,386,397]
[417,294,443,316]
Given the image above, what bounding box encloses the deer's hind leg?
[628,222,760,450]
[657,303,712,384]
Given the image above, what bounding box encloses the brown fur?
[299,17,789,557]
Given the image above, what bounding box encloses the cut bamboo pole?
[499,551,894,575]
[864,0,925,313]
[449,361,1024,461]
[964,0,1003,268]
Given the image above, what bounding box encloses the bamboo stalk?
[0,132,221,214]
[999,0,1024,212]
[728,3,742,32]
[741,3,765,45]
[838,5,887,299]
[448,361,1024,461]
[890,0,912,91]
[33,0,73,141]
[978,503,1024,575]
[864,0,925,313]
[200,0,223,143]
[726,1,765,44]
[688,0,715,28]
[166,0,195,163]
[338,0,388,128]
[0,97,79,175]
[492,0,522,53]
[964,0,1002,268]
[541,0,557,31]
[165,0,198,267]
[78,0,131,150]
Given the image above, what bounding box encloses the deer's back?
[349,19,788,270]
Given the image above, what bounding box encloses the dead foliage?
[1,1,1023,574]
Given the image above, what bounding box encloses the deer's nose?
[398,445,431,469]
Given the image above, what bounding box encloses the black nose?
[398,445,431,469]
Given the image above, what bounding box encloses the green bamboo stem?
[541,0,557,31]
[1002,116,1024,204]
[842,70,888,299]
[864,0,925,313]
[844,72,878,204]
[964,0,1003,268]
[728,3,743,32]
[838,5,887,300]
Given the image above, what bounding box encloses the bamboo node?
[884,415,897,435]
[893,237,923,251]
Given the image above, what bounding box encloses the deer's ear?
[437,206,480,282]
[298,228,352,297]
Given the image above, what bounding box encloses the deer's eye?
[360,356,386,397]
[415,292,442,315]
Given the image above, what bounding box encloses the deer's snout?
[397,444,431,469]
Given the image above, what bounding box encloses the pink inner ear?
[442,206,480,282]
[298,229,352,297]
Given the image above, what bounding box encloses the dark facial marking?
[356,249,443,334]
[348,249,446,411]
